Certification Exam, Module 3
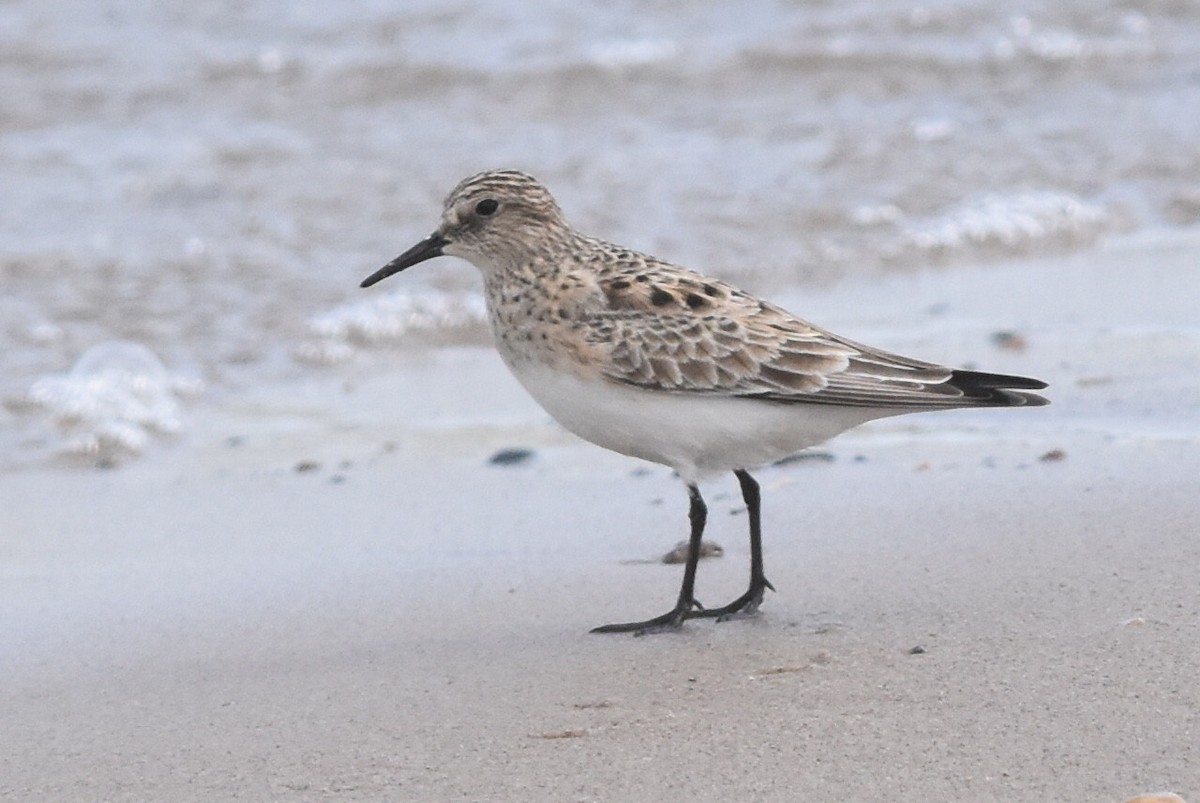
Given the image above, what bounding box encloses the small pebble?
[294,460,320,473]
[754,665,810,677]
[530,730,586,740]
[572,701,611,710]
[990,330,1028,351]
[1039,448,1067,462]
[488,447,535,466]
[908,645,927,655]
[661,540,723,564]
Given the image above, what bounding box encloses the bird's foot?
[688,577,775,622]
[590,597,704,635]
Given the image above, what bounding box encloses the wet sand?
[3,230,1197,800]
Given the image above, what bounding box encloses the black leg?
[591,483,708,634]
[688,469,775,621]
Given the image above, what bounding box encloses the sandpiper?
[361,170,1048,634]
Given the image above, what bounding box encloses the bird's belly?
[506,359,893,481]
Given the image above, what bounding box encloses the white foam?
[27,341,202,464]
[903,190,1106,253]
[587,38,678,70]
[911,117,959,143]
[296,291,487,364]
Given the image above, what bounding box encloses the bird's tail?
[948,370,1049,407]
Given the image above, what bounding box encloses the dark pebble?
[990,330,1028,351]
[488,448,535,466]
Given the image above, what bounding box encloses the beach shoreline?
[3,230,1198,800]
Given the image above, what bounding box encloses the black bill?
[360,232,448,288]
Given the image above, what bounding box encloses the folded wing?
[586,263,1047,410]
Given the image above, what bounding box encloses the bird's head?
[361,169,572,287]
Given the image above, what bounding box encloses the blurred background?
[2,0,1198,467]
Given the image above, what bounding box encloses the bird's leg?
[689,470,775,621]
[591,483,708,635]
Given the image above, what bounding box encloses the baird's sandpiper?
[361,170,1048,634]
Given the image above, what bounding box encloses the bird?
[360,169,1049,634]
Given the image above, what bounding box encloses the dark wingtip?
[1002,390,1051,407]
[950,370,1050,407]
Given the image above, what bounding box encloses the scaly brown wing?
[581,257,1039,409]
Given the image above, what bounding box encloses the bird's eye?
[475,199,499,216]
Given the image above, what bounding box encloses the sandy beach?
[3,229,1198,800]
[5,2,1200,798]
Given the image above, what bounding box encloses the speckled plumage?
[361,169,1049,634]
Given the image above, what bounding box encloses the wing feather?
[576,257,1044,409]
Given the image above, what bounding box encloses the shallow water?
[2,0,1199,464]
